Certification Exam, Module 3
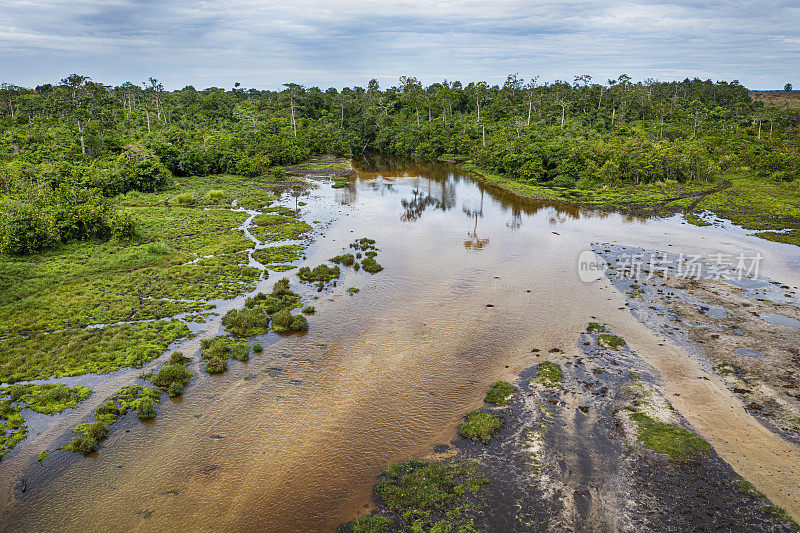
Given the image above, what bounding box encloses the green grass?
[375,459,486,531]
[465,164,800,247]
[586,322,606,333]
[348,287,360,294]
[37,450,49,462]
[223,277,307,336]
[598,333,626,350]
[683,213,712,227]
[484,381,515,405]
[458,410,502,443]
[0,320,191,383]
[330,253,355,266]
[764,505,799,528]
[252,245,305,264]
[533,362,563,387]
[629,412,711,462]
[1,384,92,414]
[0,399,26,460]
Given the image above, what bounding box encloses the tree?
[59,74,111,155]
[785,83,793,92]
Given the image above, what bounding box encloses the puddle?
[734,347,764,359]
[760,313,800,328]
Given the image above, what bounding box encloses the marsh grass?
[458,410,502,443]
[200,336,249,373]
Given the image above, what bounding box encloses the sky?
[1,0,798,90]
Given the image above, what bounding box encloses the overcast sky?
[1,0,798,90]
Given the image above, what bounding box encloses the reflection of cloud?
[2,1,798,88]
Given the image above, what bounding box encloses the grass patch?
[37,450,49,462]
[764,505,799,528]
[375,459,486,531]
[683,213,712,227]
[458,410,502,444]
[252,245,305,264]
[330,253,355,266]
[598,333,626,350]
[484,381,515,405]
[0,320,192,383]
[348,287,360,294]
[629,412,711,462]
[586,322,606,333]
[223,277,307,336]
[0,399,26,460]
[533,362,563,388]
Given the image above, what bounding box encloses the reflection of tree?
[463,189,489,250]
[400,179,456,222]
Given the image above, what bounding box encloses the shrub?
[302,305,315,314]
[205,356,227,374]
[253,342,263,352]
[64,436,98,455]
[361,257,383,273]
[136,398,156,420]
[330,253,355,266]
[150,360,191,397]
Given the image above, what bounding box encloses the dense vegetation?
[2,74,798,254]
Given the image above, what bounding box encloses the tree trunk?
[527,96,532,125]
[482,123,485,147]
[146,108,151,133]
[77,120,86,155]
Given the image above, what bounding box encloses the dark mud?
[350,328,797,532]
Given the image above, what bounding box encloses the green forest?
[1,74,799,255]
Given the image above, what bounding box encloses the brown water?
[2,155,800,531]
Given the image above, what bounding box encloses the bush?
[64,436,98,455]
[253,342,263,352]
[205,356,227,374]
[302,305,315,314]
[136,398,156,420]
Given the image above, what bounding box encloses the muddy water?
[2,155,800,531]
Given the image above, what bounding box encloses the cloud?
[0,0,797,89]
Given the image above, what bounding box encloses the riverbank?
[462,162,800,246]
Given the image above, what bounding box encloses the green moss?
[252,342,263,352]
[252,245,305,264]
[251,213,298,227]
[458,410,502,443]
[598,333,626,350]
[586,322,606,333]
[200,336,249,373]
[1,384,92,414]
[37,450,49,462]
[592,368,604,375]
[484,381,515,405]
[375,459,486,531]
[629,412,711,462]
[734,478,763,498]
[348,287,360,294]
[533,362,563,387]
[0,320,192,383]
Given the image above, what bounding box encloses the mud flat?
[343,326,798,532]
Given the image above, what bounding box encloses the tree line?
[1,73,798,253]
